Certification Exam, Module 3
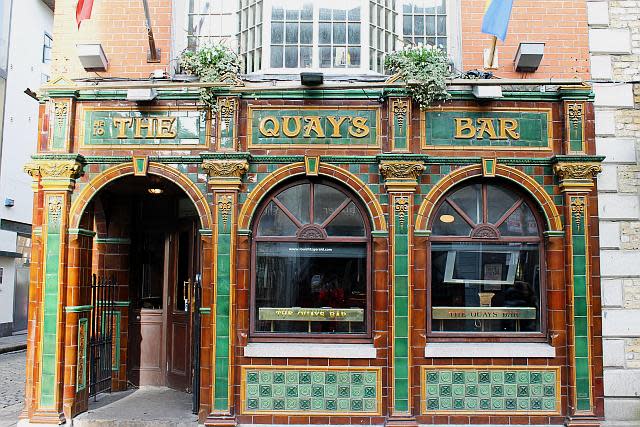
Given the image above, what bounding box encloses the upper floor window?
[177,0,460,75]
[252,179,371,339]
[43,33,52,64]
[429,182,545,337]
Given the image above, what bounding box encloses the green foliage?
[385,46,451,110]
[179,44,241,112]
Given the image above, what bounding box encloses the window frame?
[249,178,373,343]
[173,0,462,75]
[426,181,548,342]
[42,32,53,64]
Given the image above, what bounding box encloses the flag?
[481,0,514,41]
[76,0,94,28]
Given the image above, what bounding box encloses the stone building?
[20,0,610,426]
[587,1,640,425]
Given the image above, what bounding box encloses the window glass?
[401,0,447,50]
[270,1,313,68]
[431,242,541,333]
[255,242,367,334]
[43,33,52,64]
[318,4,362,68]
[254,180,370,336]
[430,182,543,334]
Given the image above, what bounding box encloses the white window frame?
[172,0,462,75]
[394,0,462,71]
[259,0,375,75]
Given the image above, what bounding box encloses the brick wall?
[588,0,640,424]
[49,0,589,80]
[460,0,590,79]
[51,0,172,79]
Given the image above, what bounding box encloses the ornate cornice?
[24,159,85,192]
[379,160,425,192]
[202,160,249,190]
[553,162,602,193]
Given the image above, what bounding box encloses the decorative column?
[201,159,249,426]
[389,98,411,152]
[553,161,602,427]
[23,156,85,424]
[380,160,425,426]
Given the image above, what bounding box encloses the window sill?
[244,342,377,359]
[424,342,556,358]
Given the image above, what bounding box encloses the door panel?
[129,309,164,386]
[166,221,197,391]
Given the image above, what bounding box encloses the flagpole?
[487,36,498,68]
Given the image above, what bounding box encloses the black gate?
[88,274,116,399]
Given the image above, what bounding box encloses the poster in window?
[507,209,523,233]
[483,263,503,290]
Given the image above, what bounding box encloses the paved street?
[0,351,25,426]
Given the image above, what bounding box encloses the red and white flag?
[76,0,94,28]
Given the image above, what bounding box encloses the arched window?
[429,182,545,336]
[251,179,370,338]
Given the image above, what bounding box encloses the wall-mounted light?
[514,42,545,73]
[4,198,14,207]
[77,43,109,72]
[300,72,323,86]
[439,214,454,223]
[148,188,163,195]
[127,88,157,102]
[472,85,503,99]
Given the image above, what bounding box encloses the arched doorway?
[78,173,202,396]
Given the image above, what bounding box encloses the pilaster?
[554,161,603,426]
[202,159,248,426]
[380,160,424,426]
[23,157,85,424]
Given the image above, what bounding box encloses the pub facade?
[21,1,605,426]
[21,80,605,426]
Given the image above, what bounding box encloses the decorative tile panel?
[76,318,88,392]
[218,97,238,150]
[50,100,70,151]
[241,366,381,415]
[421,367,560,414]
[565,102,585,154]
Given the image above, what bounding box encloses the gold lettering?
[259,116,280,137]
[282,116,302,137]
[476,118,499,140]
[454,118,475,139]
[134,117,155,139]
[499,118,520,139]
[326,116,348,137]
[113,117,133,139]
[303,116,325,138]
[348,116,370,138]
[157,117,177,138]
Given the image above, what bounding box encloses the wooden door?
[165,221,197,391]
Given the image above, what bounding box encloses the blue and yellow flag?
[481,0,515,41]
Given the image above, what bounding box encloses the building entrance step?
[72,386,197,427]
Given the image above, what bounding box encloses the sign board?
[81,107,208,148]
[423,108,552,150]
[248,106,380,148]
[259,307,365,322]
[432,306,537,320]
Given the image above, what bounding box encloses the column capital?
[24,157,85,192]
[202,159,249,191]
[553,162,602,193]
[379,160,425,192]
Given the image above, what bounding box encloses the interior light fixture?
[439,214,455,223]
[148,188,163,195]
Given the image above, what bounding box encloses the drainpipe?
[142,0,160,63]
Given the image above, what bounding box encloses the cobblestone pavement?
[0,351,25,426]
